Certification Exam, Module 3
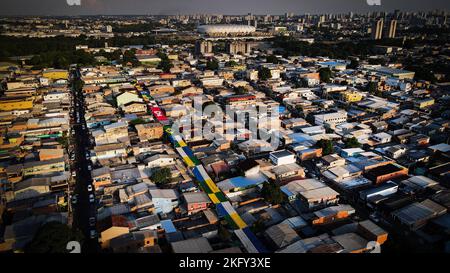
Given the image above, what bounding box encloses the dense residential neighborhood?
[0,9,449,254]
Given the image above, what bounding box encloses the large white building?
[197,24,256,35]
[314,111,348,126]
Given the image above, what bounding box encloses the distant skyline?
[0,0,449,16]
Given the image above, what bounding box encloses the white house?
[270,150,296,166]
[145,154,176,169]
[371,132,392,144]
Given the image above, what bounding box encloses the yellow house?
[0,97,34,111]
[341,91,363,102]
[42,69,69,80]
[415,98,435,109]
[168,54,179,61]
[99,215,130,249]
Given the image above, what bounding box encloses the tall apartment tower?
[226,41,254,55]
[195,40,213,55]
[385,20,397,38]
[372,18,384,40]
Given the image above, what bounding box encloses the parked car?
[87,185,93,192]
[89,194,95,203]
[89,217,96,227]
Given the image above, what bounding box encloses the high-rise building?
[226,41,255,55]
[372,18,384,40]
[195,40,213,55]
[385,20,397,38]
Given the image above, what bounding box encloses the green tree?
[25,222,84,253]
[266,55,279,64]
[122,49,140,66]
[225,60,238,67]
[318,67,332,83]
[130,118,147,125]
[73,78,84,92]
[348,59,359,69]
[234,86,247,95]
[367,82,378,94]
[206,59,219,71]
[150,167,172,185]
[317,139,334,155]
[261,182,284,205]
[258,67,272,81]
[250,218,266,234]
[157,52,173,73]
[217,222,232,241]
[344,137,361,148]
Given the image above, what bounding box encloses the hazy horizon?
[0,0,448,16]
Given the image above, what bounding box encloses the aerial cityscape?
[0,1,449,256]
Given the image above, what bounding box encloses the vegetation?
[111,22,162,33]
[272,36,374,59]
[344,137,362,148]
[28,49,96,69]
[122,49,140,67]
[57,134,69,152]
[225,60,238,67]
[156,52,173,73]
[250,218,266,234]
[266,55,280,64]
[258,67,272,81]
[234,86,247,95]
[73,78,84,92]
[25,222,84,253]
[95,49,122,62]
[150,167,172,185]
[261,182,284,205]
[318,67,332,83]
[317,139,334,155]
[0,35,181,59]
[217,222,232,241]
[130,118,147,126]
[206,59,219,71]
[348,59,359,69]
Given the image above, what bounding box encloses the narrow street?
[70,68,99,253]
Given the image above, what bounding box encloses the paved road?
[70,68,99,253]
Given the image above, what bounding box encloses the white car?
[89,194,95,203]
[87,165,92,171]
[87,185,93,192]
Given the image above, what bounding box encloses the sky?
[0,0,448,16]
